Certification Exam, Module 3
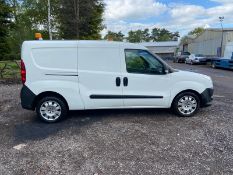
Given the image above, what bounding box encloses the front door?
[121,49,171,108]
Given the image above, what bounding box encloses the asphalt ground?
[0,62,233,175]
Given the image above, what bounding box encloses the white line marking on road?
[13,144,27,150]
[213,95,225,98]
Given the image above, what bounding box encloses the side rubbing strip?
[45,74,78,77]
[90,95,163,99]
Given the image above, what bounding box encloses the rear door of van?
[24,41,84,110]
[78,43,124,109]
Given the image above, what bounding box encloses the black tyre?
[36,96,68,123]
[172,92,200,117]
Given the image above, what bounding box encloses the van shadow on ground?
[13,108,172,143]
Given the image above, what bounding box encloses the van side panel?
[22,41,85,110]
[77,44,124,109]
[32,47,77,70]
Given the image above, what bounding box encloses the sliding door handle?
[116,77,121,87]
[123,77,128,86]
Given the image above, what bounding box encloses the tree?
[18,0,60,39]
[142,28,150,42]
[172,31,180,41]
[104,31,124,41]
[5,0,60,60]
[188,27,204,37]
[0,0,12,60]
[151,28,180,42]
[127,29,150,43]
[127,30,141,43]
[126,28,179,43]
[59,0,104,40]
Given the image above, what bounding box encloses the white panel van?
[20,41,213,123]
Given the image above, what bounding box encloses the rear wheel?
[172,92,200,117]
[36,96,68,123]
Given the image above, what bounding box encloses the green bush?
[2,53,20,61]
[0,60,20,79]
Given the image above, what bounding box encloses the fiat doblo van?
[20,41,213,123]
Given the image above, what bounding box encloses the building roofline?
[139,41,179,47]
[205,28,233,32]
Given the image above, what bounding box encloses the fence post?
[0,62,7,78]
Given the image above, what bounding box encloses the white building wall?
[188,30,233,57]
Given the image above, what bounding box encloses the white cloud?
[104,0,167,20]
[102,0,233,37]
[101,20,155,36]
[170,5,205,19]
[210,0,233,4]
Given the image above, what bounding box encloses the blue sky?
[102,0,233,37]
[159,0,219,8]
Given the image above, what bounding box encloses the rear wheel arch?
[33,91,69,110]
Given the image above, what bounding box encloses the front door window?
[125,49,165,75]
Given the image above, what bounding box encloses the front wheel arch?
[171,89,202,107]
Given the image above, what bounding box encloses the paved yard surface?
[0,62,233,175]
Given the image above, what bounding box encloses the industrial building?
[180,28,233,57]
[140,41,179,59]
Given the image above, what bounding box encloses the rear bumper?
[178,58,187,62]
[20,85,36,110]
[193,59,206,64]
[201,88,214,107]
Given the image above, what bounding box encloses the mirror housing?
[164,69,169,74]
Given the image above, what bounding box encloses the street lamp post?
[219,16,224,57]
[47,0,52,40]
[36,0,52,40]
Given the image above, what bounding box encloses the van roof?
[22,40,147,50]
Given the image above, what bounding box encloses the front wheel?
[172,92,200,117]
[36,96,68,123]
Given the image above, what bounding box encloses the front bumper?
[199,58,207,62]
[20,85,36,110]
[201,88,214,107]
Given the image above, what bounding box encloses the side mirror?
[165,69,169,74]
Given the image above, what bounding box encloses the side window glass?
[125,49,165,75]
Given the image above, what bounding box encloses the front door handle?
[123,77,128,86]
[116,77,121,87]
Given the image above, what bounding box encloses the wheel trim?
[177,96,197,115]
[40,100,61,121]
